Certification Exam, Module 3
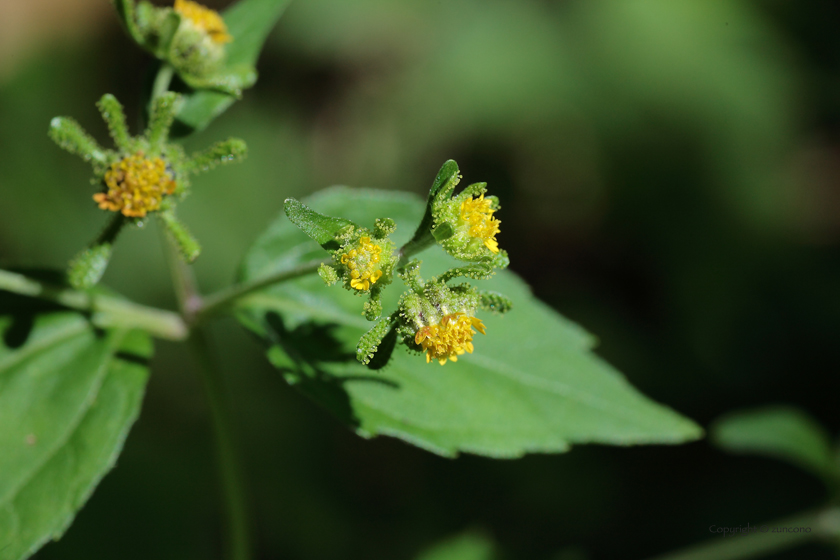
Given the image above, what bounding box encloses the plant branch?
[197,259,325,320]
[643,508,840,560]
[0,268,188,340]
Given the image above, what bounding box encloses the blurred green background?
[2,0,840,558]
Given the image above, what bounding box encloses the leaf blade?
[236,188,701,457]
[0,296,151,559]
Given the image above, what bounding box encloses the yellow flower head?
[460,194,500,253]
[340,236,384,291]
[174,0,232,44]
[414,312,486,365]
[95,152,176,218]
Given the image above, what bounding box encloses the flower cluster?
[288,161,512,367]
[49,93,246,288]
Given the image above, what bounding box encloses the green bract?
[49,93,246,288]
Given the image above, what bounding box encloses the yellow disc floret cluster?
[414,313,487,365]
[460,194,500,253]
[174,0,232,44]
[95,152,176,218]
[340,236,384,291]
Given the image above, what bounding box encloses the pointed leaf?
[236,187,701,458]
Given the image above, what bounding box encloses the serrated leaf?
[711,406,836,482]
[0,290,151,560]
[236,187,702,458]
[171,0,292,136]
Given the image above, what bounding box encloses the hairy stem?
[0,268,187,340]
[197,259,325,320]
[644,508,840,560]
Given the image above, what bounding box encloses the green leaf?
[236,187,702,458]
[172,0,292,136]
[711,406,836,482]
[0,290,151,559]
[415,532,496,560]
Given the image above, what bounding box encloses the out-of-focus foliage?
[1,0,839,559]
[712,406,837,484]
[414,532,495,560]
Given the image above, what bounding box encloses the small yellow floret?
[460,194,500,253]
[414,313,486,365]
[340,236,384,291]
[95,152,176,218]
[174,0,232,44]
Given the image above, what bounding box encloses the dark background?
[1,0,839,558]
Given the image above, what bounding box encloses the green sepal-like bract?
[356,315,397,366]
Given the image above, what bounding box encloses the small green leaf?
[171,0,292,135]
[0,289,151,560]
[415,532,496,560]
[284,198,357,250]
[237,187,702,458]
[711,406,835,482]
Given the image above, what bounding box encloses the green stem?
[197,259,325,320]
[162,236,251,560]
[188,329,251,560]
[151,63,175,104]
[0,268,187,340]
[644,509,840,560]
